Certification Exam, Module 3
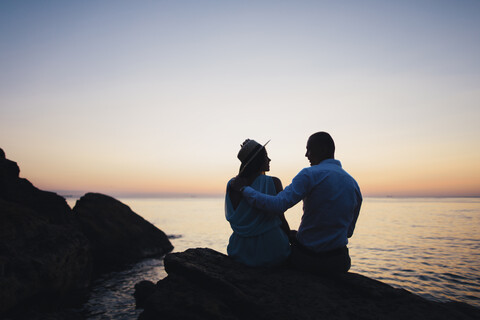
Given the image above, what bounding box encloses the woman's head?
[237,139,270,177]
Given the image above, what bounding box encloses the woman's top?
[225,174,291,267]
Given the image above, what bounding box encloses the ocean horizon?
[64,196,480,319]
[63,193,480,199]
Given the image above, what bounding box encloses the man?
[232,132,362,273]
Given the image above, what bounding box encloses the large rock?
[0,148,173,317]
[0,148,71,224]
[0,199,92,315]
[73,193,173,275]
[135,248,480,320]
[0,149,92,315]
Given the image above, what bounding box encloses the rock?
[135,248,480,320]
[0,149,173,317]
[73,193,173,275]
[0,150,92,316]
[0,149,71,224]
[0,199,92,316]
[134,280,157,309]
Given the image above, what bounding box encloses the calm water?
[66,197,480,319]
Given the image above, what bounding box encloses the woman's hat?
[237,139,270,173]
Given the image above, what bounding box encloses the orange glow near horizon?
[353,165,480,197]
[22,160,480,198]
[6,135,479,198]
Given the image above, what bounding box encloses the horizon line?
[56,190,480,200]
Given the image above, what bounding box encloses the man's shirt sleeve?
[242,169,310,214]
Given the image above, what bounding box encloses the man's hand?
[229,176,248,192]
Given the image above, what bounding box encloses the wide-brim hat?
[237,139,270,174]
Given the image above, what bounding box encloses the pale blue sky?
[1,1,479,196]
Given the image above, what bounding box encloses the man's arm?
[242,169,311,214]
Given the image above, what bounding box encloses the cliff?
[135,248,480,320]
[0,148,173,317]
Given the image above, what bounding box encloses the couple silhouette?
[225,132,362,273]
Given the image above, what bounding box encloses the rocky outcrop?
[73,193,174,275]
[0,148,71,224]
[0,148,173,316]
[0,198,91,315]
[0,149,92,315]
[135,248,480,320]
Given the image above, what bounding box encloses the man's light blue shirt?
[242,159,362,253]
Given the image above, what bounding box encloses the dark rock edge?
[134,248,480,320]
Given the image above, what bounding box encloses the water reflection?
[348,197,480,306]
[67,197,480,318]
[82,258,167,319]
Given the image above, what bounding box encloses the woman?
[225,139,291,267]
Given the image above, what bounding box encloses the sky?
[1,0,479,197]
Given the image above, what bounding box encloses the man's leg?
[288,234,351,273]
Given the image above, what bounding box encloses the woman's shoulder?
[266,175,283,193]
[226,177,239,192]
[266,175,281,182]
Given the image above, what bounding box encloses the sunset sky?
[1,0,479,197]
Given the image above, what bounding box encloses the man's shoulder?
[293,161,348,182]
[311,160,358,181]
[304,163,332,175]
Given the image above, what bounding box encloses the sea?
[65,196,480,319]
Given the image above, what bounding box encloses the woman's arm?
[227,179,242,210]
[272,177,283,194]
[272,177,291,234]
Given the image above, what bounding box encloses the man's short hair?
[309,132,335,158]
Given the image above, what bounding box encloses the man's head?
[305,132,335,166]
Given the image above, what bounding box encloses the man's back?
[297,159,362,253]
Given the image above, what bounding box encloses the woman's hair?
[238,147,267,178]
